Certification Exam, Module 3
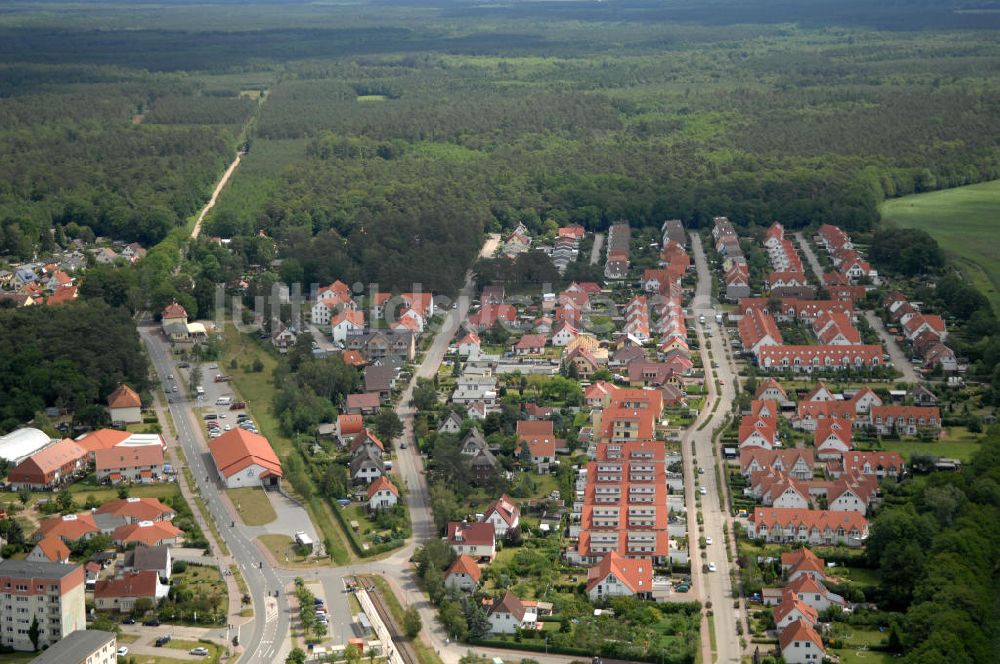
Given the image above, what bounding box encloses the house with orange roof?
[445,555,482,592]
[341,350,367,367]
[27,536,71,564]
[112,520,182,548]
[738,309,783,356]
[34,513,99,543]
[738,416,778,449]
[208,429,282,489]
[94,570,169,613]
[869,405,940,436]
[106,383,142,424]
[848,386,883,414]
[94,444,164,485]
[457,331,481,357]
[779,618,825,664]
[95,497,175,524]
[781,548,826,582]
[75,429,132,458]
[784,571,846,613]
[45,284,79,305]
[160,302,188,339]
[835,451,905,479]
[794,400,856,432]
[367,476,399,511]
[481,494,520,537]
[331,308,365,343]
[740,449,815,481]
[335,413,364,443]
[586,551,654,600]
[757,345,882,373]
[350,428,385,458]
[755,378,788,403]
[773,590,819,632]
[814,420,853,460]
[7,438,87,490]
[748,507,868,547]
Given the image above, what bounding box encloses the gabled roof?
[76,428,132,454]
[36,513,98,541]
[124,545,170,572]
[96,497,175,522]
[489,589,526,621]
[11,438,86,476]
[113,520,182,546]
[33,536,70,562]
[781,547,824,575]
[208,429,283,479]
[773,590,819,625]
[95,570,160,600]
[447,521,495,547]
[162,302,188,320]
[351,428,385,453]
[516,420,554,440]
[483,494,520,526]
[446,554,482,583]
[367,476,399,499]
[94,444,163,471]
[107,384,141,409]
[458,331,481,346]
[585,551,653,594]
[779,618,824,651]
[345,393,381,410]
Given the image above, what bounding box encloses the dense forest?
[0,300,148,433]
[865,432,1000,663]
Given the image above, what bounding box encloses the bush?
[172,560,189,574]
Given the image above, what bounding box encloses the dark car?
[143,619,160,627]
[121,617,136,625]
[155,635,171,647]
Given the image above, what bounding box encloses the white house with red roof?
[779,618,826,664]
[814,420,853,460]
[773,590,819,633]
[331,309,365,343]
[94,570,169,613]
[106,384,142,424]
[784,572,846,613]
[781,548,827,583]
[481,494,520,537]
[445,555,482,592]
[748,507,868,547]
[848,386,883,414]
[367,477,399,511]
[869,405,940,435]
[550,321,579,347]
[207,429,283,489]
[457,331,481,357]
[585,551,653,600]
[446,521,495,561]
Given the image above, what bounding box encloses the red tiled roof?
[95,570,160,600]
[113,520,182,546]
[96,497,175,522]
[162,302,188,320]
[367,476,399,499]
[516,420,554,440]
[208,428,283,479]
[779,618,824,652]
[35,536,70,562]
[77,429,132,454]
[107,384,141,409]
[585,551,653,594]
[446,554,482,583]
[345,393,381,410]
[94,444,163,472]
[447,521,495,547]
[350,428,385,453]
[483,494,520,526]
[36,513,98,541]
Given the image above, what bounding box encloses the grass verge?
[228,487,277,525]
[182,466,230,556]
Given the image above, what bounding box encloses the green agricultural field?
[880,180,1000,312]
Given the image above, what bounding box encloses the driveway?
[589,232,604,265]
[795,231,826,282]
[864,310,919,383]
[242,491,319,544]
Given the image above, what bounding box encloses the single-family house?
[446,521,496,562]
[367,476,399,511]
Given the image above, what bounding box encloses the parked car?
[155,635,171,647]
[699,486,707,495]
[190,647,209,656]
[121,617,136,625]
[708,562,717,572]
[143,619,160,627]
[117,646,129,656]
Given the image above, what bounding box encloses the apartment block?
[0,559,86,652]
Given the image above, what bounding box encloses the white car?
[224,424,232,431]
[117,646,129,656]
[708,562,717,572]
[699,486,707,495]
[706,537,713,545]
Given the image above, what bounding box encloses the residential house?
[514,334,547,355]
[367,476,399,511]
[481,494,520,538]
[487,590,537,634]
[781,548,826,582]
[869,406,940,435]
[585,551,653,601]
[7,438,87,490]
[758,345,882,372]
[550,321,579,347]
[457,331,481,357]
[350,447,384,484]
[738,416,778,450]
[331,309,365,343]
[94,570,169,613]
[345,393,381,416]
[123,545,172,581]
[106,383,142,424]
[814,420,852,460]
[112,521,182,548]
[26,628,117,664]
[445,555,482,592]
[748,508,868,547]
[350,429,386,458]
[27,537,71,564]
[447,521,496,561]
[779,618,826,664]
[755,378,788,403]
[94,444,164,485]
[160,302,189,340]
[96,497,175,524]
[345,331,416,363]
[336,414,364,445]
[364,365,396,404]
[740,449,816,481]
[439,412,464,434]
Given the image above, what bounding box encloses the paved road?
[589,232,604,265]
[140,327,289,664]
[795,231,825,283]
[685,233,743,664]
[864,310,919,383]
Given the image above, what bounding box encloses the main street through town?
[140,327,288,664]
[683,233,744,664]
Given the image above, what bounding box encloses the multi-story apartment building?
[0,559,86,651]
[30,629,117,664]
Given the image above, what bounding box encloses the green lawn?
[880,179,1000,312]
[228,487,277,526]
[877,436,982,462]
[829,627,893,664]
[257,534,315,566]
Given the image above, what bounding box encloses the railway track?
[356,575,420,664]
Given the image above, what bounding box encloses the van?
[216,396,232,406]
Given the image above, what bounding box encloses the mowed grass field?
[880,180,1000,312]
